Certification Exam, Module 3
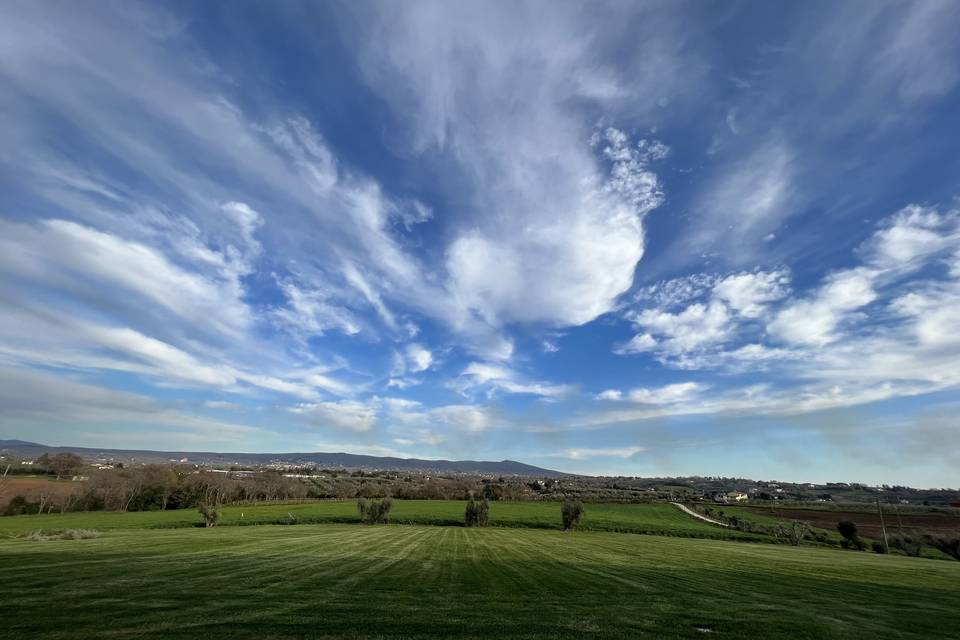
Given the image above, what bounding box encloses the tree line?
[4,465,311,515]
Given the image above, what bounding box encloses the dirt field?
[0,476,82,509]
[743,506,960,539]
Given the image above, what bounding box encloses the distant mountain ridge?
[0,440,567,477]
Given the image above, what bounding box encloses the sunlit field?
[2,501,958,639]
[0,500,764,539]
[1,521,957,640]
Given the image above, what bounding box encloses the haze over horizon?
[2,1,959,487]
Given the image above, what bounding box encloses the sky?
[1,1,959,488]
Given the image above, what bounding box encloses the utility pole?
[876,498,889,553]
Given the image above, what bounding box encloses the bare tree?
[198,502,221,527]
[141,465,178,510]
[50,453,84,480]
[777,520,811,546]
[0,464,10,496]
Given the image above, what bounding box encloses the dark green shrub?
[889,533,923,557]
[465,497,490,527]
[561,500,585,531]
[359,498,393,524]
[3,495,39,516]
[923,534,960,561]
[837,520,858,541]
[871,540,887,554]
[837,520,865,550]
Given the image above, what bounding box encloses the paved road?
[671,502,729,527]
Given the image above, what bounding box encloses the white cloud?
[0,366,261,443]
[620,269,791,360]
[627,302,731,355]
[768,268,877,346]
[614,333,658,355]
[860,204,959,271]
[304,373,360,397]
[632,273,718,309]
[713,269,790,317]
[456,362,574,398]
[204,400,239,410]
[686,140,795,259]
[0,219,253,341]
[628,382,704,405]
[354,5,674,334]
[559,446,646,460]
[272,278,361,338]
[600,202,960,426]
[596,389,623,401]
[289,400,377,432]
[383,399,497,434]
[404,343,433,373]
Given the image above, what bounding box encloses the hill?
[0,440,566,477]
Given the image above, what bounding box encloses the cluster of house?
[710,491,749,503]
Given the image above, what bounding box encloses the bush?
[198,502,221,528]
[871,540,887,554]
[21,529,99,541]
[837,520,865,550]
[358,498,393,524]
[776,520,811,546]
[837,520,858,541]
[61,529,99,540]
[923,534,960,561]
[888,533,923,557]
[465,497,490,527]
[561,500,585,531]
[3,495,40,516]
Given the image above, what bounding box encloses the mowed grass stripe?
[1,524,957,639]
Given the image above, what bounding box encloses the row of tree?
[3,466,311,515]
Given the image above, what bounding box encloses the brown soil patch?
[0,476,82,508]
[743,506,960,539]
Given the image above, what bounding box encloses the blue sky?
[1,1,959,487]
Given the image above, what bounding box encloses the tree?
[465,497,490,527]
[140,465,179,510]
[777,520,811,546]
[198,502,221,527]
[837,520,865,550]
[358,498,393,524]
[561,500,585,531]
[36,453,83,480]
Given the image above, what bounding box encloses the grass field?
[1,523,957,639]
[0,500,765,541]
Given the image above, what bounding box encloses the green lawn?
[0,523,956,639]
[0,500,762,541]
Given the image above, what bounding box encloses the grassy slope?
[0,524,957,640]
[0,500,762,541]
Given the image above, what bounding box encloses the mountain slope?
[0,440,567,477]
